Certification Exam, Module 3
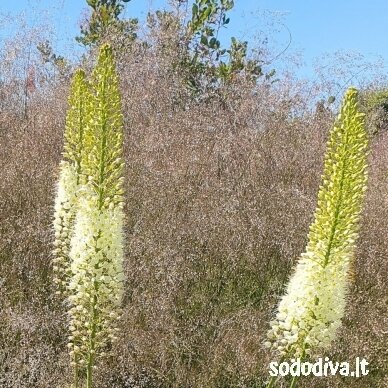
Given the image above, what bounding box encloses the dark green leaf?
[200,35,208,45]
[192,3,198,16]
[209,37,218,48]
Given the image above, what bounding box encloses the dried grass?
[0,14,386,388]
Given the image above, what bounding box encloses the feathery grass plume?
[266,88,368,361]
[53,69,90,295]
[67,44,125,387]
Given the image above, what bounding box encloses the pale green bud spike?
[63,69,91,185]
[266,88,369,359]
[307,87,368,268]
[83,44,124,210]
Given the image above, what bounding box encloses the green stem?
[266,375,277,388]
[289,346,306,388]
[88,70,106,388]
[86,291,98,388]
[289,375,298,388]
[266,355,286,388]
[86,365,92,388]
[73,357,78,388]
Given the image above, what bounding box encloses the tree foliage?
[145,0,273,99]
[77,0,137,47]
[186,0,263,90]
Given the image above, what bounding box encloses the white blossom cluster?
[52,161,78,294]
[53,46,126,379]
[265,88,368,360]
[67,189,125,363]
[265,252,349,357]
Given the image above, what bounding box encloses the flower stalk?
[53,45,125,388]
[67,44,125,388]
[265,88,369,383]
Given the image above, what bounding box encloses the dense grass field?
[0,1,387,387]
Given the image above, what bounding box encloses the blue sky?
[1,0,387,80]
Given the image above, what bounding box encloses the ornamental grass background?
[0,13,387,388]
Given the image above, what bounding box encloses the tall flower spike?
[67,44,125,386]
[266,88,369,358]
[53,69,90,295]
[64,69,91,184]
[83,43,125,209]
